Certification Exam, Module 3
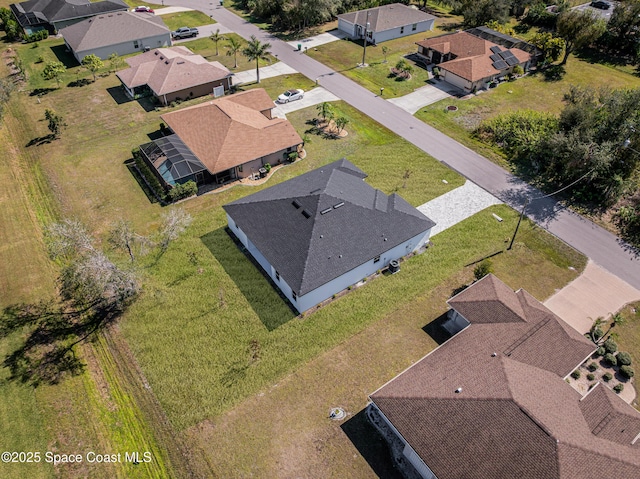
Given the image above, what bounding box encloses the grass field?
[160,11,215,31]
[179,33,277,71]
[612,302,640,407]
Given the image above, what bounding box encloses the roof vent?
[320,235,323,238]
[339,254,342,258]
[177,61,185,64]
[301,210,311,219]
[491,352,497,357]
[455,387,462,394]
[292,200,301,209]
[165,60,169,64]
[333,202,344,209]
[310,188,322,194]
[320,208,332,215]
[154,51,159,55]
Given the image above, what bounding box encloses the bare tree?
[158,208,193,252]
[109,220,151,262]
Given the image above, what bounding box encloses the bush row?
[25,30,48,43]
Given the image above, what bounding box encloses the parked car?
[133,5,154,13]
[171,27,199,39]
[277,89,304,103]
[590,0,610,9]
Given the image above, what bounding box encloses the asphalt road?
[172,0,640,289]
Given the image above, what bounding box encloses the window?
[133,40,139,49]
[292,291,297,301]
[400,26,404,34]
[275,271,280,281]
[412,23,417,31]
[374,255,380,264]
[238,164,243,172]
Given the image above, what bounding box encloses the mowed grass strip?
[120,203,585,431]
[180,33,276,71]
[611,302,640,407]
[160,11,215,31]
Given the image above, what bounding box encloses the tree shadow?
[26,134,55,146]
[422,311,453,345]
[67,78,92,88]
[0,300,122,386]
[543,64,566,82]
[200,227,297,331]
[29,87,56,97]
[340,408,403,479]
[124,159,161,205]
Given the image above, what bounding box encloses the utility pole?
[361,11,371,67]
[508,198,528,251]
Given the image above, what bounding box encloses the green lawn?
[160,11,215,31]
[612,302,640,407]
[179,33,276,71]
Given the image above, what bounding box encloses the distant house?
[116,47,232,105]
[223,159,436,313]
[416,28,533,92]
[369,274,640,479]
[10,0,128,34]
[138,88,302,188]
[60,11,171,62]
[338,3,435,45]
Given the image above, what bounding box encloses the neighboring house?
[223,159,436,313]
[117,47,232,105]
[60,11,171,62]
[139,88,302,188]
[416,28,533,92]
[369,274,640,479]
[338,3,435,45]
[10,0,128,34]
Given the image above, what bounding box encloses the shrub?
[604,353,617,366]
[287,151,298,162]
[35,56,44,64]
[167,180,197,202]
[263,163,271,172]
[591,328,604,342]
[25,30,48,43]
[620,365,634,379]
[586,373,595,381]
[570,370,581,379]
[602,372,613,382]
[603,338,618,354]
[587,362,598,372]
[613,383,624,393]
[473,259,493,281]
[616,351,632,366]
[595,346,605,356]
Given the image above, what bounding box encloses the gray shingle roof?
[11,0,127,27]
[223,159,435,295]
[371,275,640,479]
[338,3,435,32]
[61,11,168,52]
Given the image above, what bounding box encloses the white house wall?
[72,33,172,61]
[371,19,434,44]
[337,18,357,37]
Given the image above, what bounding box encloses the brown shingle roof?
[117,47,231,96]
[160,89,302,175]
[338,3,435,32]
[371,275,640,479]
[416,31,531,82]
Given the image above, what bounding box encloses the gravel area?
[417,180,502,236]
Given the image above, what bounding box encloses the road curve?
[172,0,640,289]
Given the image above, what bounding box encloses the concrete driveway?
[544,260,640,334]
[272,87,340,118]
[388,81,460,114]
[286,30,349,51]
[573,2,617,21]
[232,61,297,85]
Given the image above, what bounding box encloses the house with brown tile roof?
[369,274,640,479]
[138,89,302,188]
[60,11,170,62]
[338,3,435,45]
[416,29,533,92]
[116,47,232,106]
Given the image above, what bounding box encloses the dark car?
[590,0,611,9]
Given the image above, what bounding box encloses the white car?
[277,89,304,103]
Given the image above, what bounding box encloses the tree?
[0,78,15,125]
[530,32,565,63]
[242,35,271,83]
[225,36,243,69]
[210,29,226,56]
[109,220,151,262]
[395,58,413,78]
[107,52,124,73]
[601,313,625,341]
[556,9,606,65]
[601,0,640,57]
[44,109,66,138]
[381,46,389,63]
[460,0,510,27]
[81,54,104,81]
[42,61,66,87]
[335,116,349,134]
[158,208,193,252]
[316,101,334,123]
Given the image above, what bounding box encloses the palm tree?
[335,116,349,134]
[316,102,334,124]
[242,35,271,84]
[225,36,243,69]
[600,313,625,343]
[210,29,226,56]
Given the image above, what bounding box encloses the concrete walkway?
[271,87,340,118]
[286,30,349,51]
[544,260,640,334]
[417,181,502,236]
[232,61,297,85]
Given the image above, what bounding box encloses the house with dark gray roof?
[223,159,436,313]
[369,274,640,479]
[60,11,171,62]
[10,0,127,34]
[338,3,435,45]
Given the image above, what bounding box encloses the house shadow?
[422,311,453,345]
[340,408,404,479]
[107,85,133,105]
[50,44,79,68]
[200,227,297,331]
